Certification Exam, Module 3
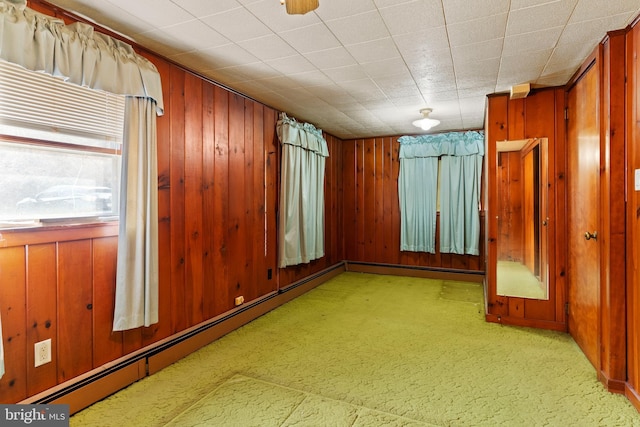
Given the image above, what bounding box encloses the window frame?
[0,60,125,231]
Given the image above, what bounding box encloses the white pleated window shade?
[0,60,125,150]
[0,60,125,223]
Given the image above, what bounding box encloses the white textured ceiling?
[45,0,640,139]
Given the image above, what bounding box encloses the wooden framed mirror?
[495,138,549,300]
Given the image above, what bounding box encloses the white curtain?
[398,131,484,255]
[113,97,159,330]
[0,0,164,333]
[277,113,329,268]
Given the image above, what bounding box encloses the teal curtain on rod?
[277,113,329,268]
[398,131,484,255]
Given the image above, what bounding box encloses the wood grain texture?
[227,93,246,310]
[486,95,510,318]
[599,32,627,386]
[341,136,485,272]
[26,244,57,396]
[212,86,230,314]
[0,247,27,402]
[486,89,563,326]
[184,72,205,326]
[626,24,640,400]
[144,51,173,346]
[170,66,187,334]
[57,241,93,382]
[202,82,216,320]
[497,151,523,262]
[567,57,601,369]
[91,237,122,367]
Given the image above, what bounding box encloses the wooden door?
[567,63,600,368]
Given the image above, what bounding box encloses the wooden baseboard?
[20,262,346,415]
[345,261,484,283]
[485,313,567,332]
[598,370,626,394]
[626,383,640,411]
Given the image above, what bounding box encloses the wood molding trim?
[626,383,640,412]
[345,261,484,283]
[598,370,627,394]
[485,313,567,332]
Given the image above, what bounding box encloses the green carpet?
[497,260,546,299]
[70,272,640,426]
[165,374,434,426]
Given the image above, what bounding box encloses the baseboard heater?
[21,261,346,414]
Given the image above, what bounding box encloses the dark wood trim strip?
[345,261,484,283]
[485,313,566,332]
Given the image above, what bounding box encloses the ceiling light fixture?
[280,0,319,15]
[412,108,440,131]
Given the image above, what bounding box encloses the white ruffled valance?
[0,0,163,114]
[276,113,329,157]
[398,131,484,158]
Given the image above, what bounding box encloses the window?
[0,60,125,224]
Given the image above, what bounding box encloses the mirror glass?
[496,138,549,300]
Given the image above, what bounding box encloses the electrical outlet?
[234,296,245,306]
[34,339,52,367]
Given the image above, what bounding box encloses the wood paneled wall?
[485,88,566,329]
[0,227,120,402]
[0,62,282,402]
[1,1,344,404]
[154,61,281,338]
[497,151,523,262]
[341,137,484,272]
[626,21,640,406]
[486,30,630,393]
[598,31,626,391]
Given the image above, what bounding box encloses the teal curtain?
[440,153,483,255]
[113,97,159,331]
[399,156,439,253]
[398,131,484,255]
[277,113,329,268]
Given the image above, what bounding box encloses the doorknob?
[542,217,549,226]
[584,231,598,241]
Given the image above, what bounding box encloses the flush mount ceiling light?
[280,0,319,15]
[412,108,440,131]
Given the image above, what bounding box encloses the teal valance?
[277,113,329,157]
[0,0,164,114]
[398,131,484,158]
